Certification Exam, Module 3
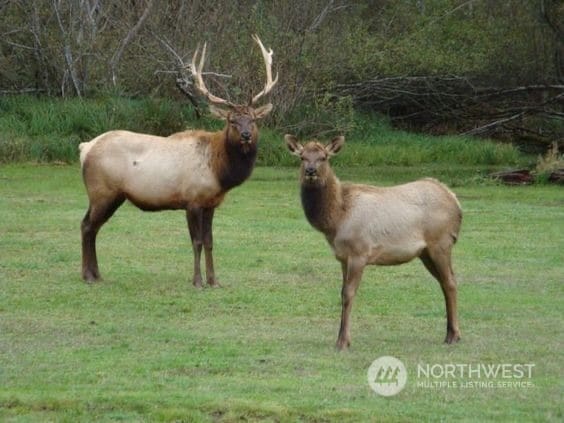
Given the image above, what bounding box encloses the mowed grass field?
[0,164,562,422]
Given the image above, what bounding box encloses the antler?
[190,42,235,108]
[190,35,278,108]
[251,34,279,105]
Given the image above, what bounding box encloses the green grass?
[1,164,562,422]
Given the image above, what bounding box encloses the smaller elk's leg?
[420,248,461,344]
[336,257,365,350]
[340,260,347,285]
[187,208,204,288]
[81,196,125,282]
[202,207,220,287]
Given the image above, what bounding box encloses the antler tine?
[251,34,279,105]
[189,42,234,107]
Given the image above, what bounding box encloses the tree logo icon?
[367,356,407,396]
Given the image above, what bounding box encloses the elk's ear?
[284,134,303,156]
[209,105,230,120]
[326,136,345,156]
[253,103,273,119]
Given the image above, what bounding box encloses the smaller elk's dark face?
[299,143,331,182]
[285,135,345,184]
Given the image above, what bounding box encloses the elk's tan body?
[81,130,224,210]
[285,135,462,349]
[330,180,460,265]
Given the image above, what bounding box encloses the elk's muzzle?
[241,131,252,144]
[304,166,318,180]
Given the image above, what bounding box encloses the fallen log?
[490,169,534,185]
[548,169,564,184]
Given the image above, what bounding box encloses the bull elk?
[285,135,462,350]
[79,35,278,286]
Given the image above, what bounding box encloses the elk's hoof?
[82,270,100,283]
[335,338,351,351]
[192,277,203,288]
[444,332,461,344]
[207,279,222,288]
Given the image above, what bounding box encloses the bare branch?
[52,0,82,97]
[308,0,335,32]
[0,88,45,95]
[110,0,154,87]
[153,32,187,70]
[461,113,526,136]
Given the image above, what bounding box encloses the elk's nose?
[305,166,316,177]
[241,131,252,141]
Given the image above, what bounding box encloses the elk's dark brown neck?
[300,172,343,238]
[216,132,257,191]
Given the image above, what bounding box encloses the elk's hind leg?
[81,195,125,282]
[420,246,460,344]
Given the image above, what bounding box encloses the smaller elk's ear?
[284,134,303,156]
[253,103,273,119]
[326,136,345,157]
[209,105,230,120]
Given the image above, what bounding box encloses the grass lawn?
[0,164,562,422]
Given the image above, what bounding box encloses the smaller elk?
[79,35,277,285]
[285,135,462,350]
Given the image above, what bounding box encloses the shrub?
[534,142,563,184]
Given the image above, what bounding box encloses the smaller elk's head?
[190,35,277,150]
[285,135,345,185]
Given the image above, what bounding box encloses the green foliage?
[253,115,526,168]
[0,165,562,421]
[0,96,528,169]
[283,93,358,137]
[0,96,194,163]
[271,0,558,87]
[135,97,191,136]
[1,1,558,96]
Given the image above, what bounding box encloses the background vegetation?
[1,0,562,148]
[0,95,526,172]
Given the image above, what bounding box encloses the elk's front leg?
[336,256,365,350]
[187,208,204,287]
[202,207,220,287]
